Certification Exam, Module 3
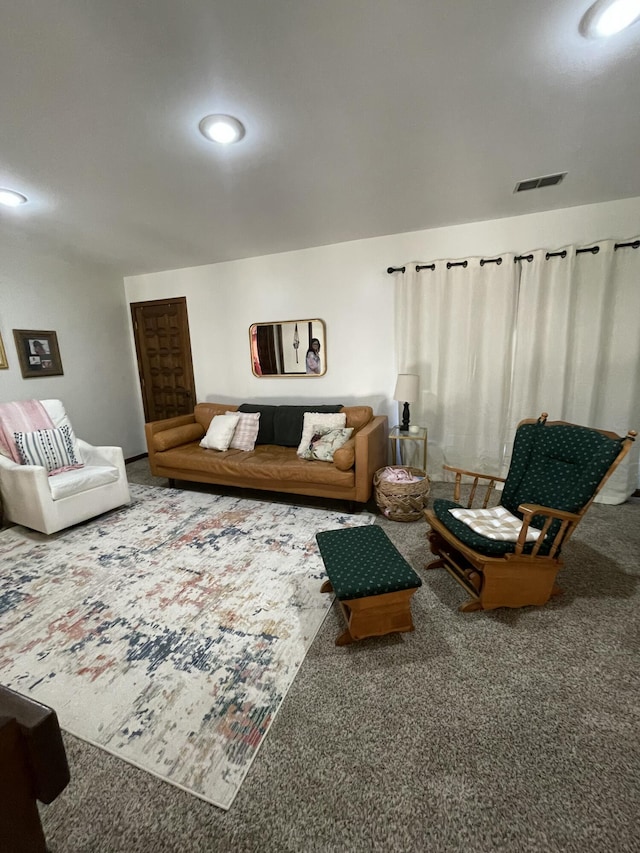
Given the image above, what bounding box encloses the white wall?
[125,195,640,455]
[0,231,142,457]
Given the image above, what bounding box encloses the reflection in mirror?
[250,319,326,377]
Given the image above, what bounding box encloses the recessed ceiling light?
[198,114,246,144]
[0,188,28,207]
[581,0,640,38]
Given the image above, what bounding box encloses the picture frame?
[13,329,64,378]
[0,332,8,369]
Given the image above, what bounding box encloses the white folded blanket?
[449,505,541,542]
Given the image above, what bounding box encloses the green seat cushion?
[432,499,532,557]
[502,421,622,518]
[316,525,422,600]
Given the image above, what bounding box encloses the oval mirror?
[249,319,326,377]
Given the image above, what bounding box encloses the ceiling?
[1,0,639,277]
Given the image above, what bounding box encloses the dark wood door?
[130,297,196,422]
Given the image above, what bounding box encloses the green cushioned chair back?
[502,420,623,523]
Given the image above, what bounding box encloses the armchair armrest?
[76,439,125,469]
[0,455,55,526]
[443,464,505,508]
[515,503,582,557]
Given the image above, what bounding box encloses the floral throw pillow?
[300,426,353,462]
[296,412,346,457]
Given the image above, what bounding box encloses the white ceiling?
[1,0,639,276]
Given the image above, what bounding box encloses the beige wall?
[0,231,142,457]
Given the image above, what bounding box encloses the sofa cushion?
[155,443,355,487]
[238,404,277,444]
[272,405,343,447]
[153,423,205,452]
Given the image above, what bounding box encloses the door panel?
[130,298,196,422]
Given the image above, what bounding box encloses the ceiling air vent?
[514,172,567,193]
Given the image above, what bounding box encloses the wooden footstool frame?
[316,525,422,646]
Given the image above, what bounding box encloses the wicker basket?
[373,466,430,522]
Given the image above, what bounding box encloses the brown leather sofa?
[145,402,388,505]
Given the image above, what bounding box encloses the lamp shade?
[393,373,419,403]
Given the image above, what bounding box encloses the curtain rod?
[386,239,640,273]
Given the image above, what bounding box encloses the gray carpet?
[38,461,640,853]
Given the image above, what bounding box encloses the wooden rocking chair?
[424,413,636,612]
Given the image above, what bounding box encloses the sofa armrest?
[353,415,388,502]
[145,414,198,476]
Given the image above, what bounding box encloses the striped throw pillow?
[226,411,260,451]
[14,425,84,475]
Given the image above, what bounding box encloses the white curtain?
[506,239,640,503]
[395,255,518,478]
[395,239,640,503]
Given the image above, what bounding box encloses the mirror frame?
[249,318,327,377]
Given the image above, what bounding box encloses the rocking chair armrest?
[515,504,582,557]
[443,465,505,482]
[518,503,581,524]
[443,465,505,508]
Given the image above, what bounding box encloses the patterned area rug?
[0,484,374,809]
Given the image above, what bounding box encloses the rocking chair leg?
[335,628,355,646]
[425,558,446,571]
[459,599,483,613]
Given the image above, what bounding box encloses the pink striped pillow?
[226,411,260,451]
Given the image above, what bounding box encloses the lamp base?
[400,402,410,432]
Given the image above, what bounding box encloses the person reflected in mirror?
[305,338,322,374]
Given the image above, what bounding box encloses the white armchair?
[0,400,130,534]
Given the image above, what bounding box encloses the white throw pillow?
[225,410,260,451]
[296,412,346,457]
[200,414,240,452]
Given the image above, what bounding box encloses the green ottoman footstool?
[316,525,422,646]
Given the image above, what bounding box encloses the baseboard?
[125,453,148,464]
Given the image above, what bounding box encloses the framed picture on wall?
[0,332,8,369]
[13,329,64,378]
